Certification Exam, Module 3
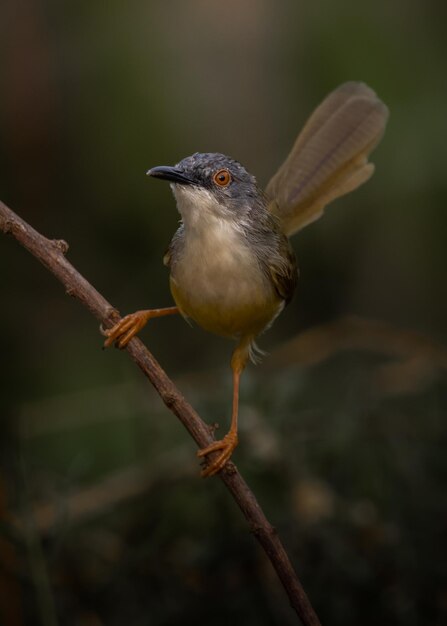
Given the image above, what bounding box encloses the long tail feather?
[266,82,389,236]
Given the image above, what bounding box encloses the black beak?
[147,165,194,185]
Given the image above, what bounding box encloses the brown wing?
[266,82,389,237]
[267,235,298,304]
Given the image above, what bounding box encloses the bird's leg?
[198,339,250,477]
[102,306,179,349]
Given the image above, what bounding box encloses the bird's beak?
[147,165,194,185]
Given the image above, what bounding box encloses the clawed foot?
[197,431,238,477]
[102,306,179,349]
[102,310,151,349]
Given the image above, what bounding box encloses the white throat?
[172,184,234,231]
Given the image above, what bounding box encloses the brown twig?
[0,199,321,626]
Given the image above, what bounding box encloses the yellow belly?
[170,275,281,339]
[167,214,284,339]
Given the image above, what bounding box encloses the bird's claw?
[102,311,150,349]
[197,432,238,477]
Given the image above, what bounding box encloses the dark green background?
[1,1,446,625]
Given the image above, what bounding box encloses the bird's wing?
[265,82,389,237]
[265,234,298,304]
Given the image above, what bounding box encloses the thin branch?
[0,199,321,626]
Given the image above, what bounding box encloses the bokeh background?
[1,1,447,625]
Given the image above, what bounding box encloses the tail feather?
[266,82,389,236]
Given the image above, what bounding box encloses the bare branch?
[0,199,321,626]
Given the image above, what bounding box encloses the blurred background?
[1,1,447,624]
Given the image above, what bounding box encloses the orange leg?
[102,306,179,348]
[198,339,250,477]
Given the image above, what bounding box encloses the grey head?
[147,152,267,224]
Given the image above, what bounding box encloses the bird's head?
[147,152,264,226]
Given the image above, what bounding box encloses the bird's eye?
[213,169,232,187]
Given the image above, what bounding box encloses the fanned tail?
[266,82,389,237]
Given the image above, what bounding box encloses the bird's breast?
[169,219,282,338]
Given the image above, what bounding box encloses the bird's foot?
[197,431,238,477]
[102,306,179,348]
[102,310,152,349]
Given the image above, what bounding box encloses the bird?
[103,81,389,477]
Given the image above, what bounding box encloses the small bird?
[104,82,388,477]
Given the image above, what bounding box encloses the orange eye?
[213,169,232,187]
